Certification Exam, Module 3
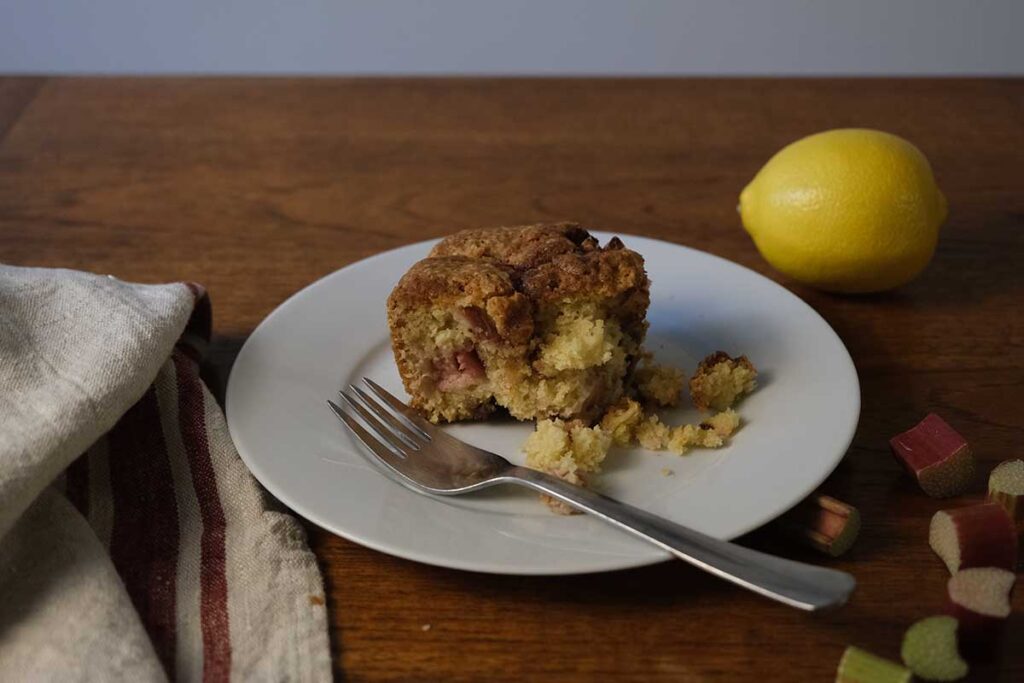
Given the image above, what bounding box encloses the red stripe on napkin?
[174,350,232,683]
[108,386,180,677]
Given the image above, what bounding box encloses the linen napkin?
[0,265,331,682]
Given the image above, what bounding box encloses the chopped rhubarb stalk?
[435,348,486,392]
[778,493,861,557]
[945,567,1015,654]
[988,459,1024,535]
[929,503,1018,574]
[900,616,968,681]
[835,646,912,683]
[455,306,498,340]
[889,413,975,498]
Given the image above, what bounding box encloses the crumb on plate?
[665,409,741,454]
[689,351,757,412]
[599,397,645,446]
[522,352,756,514]
[633,356,686,407]
[523,418,612,514]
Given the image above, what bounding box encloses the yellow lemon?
[739,129,947,293]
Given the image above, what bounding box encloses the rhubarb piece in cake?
[688,351,758,411]
[387,223,650,423]
[386,256,531,422]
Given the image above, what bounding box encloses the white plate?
[226,233,860,575]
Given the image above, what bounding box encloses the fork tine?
[337,391,412,456]
[349,384,424,450]
[327,400,425,488]
[327,400,403,461]
[361,378,433,440]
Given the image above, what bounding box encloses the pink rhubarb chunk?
[945,567,1015,654]
[890,413,975,497]
[435,349,486,391]
[929,502,1018,574]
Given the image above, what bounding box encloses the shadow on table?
[198,333,249,408]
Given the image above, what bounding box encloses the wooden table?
[1,77,1022,681]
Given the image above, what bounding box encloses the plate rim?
[226,233,861,575]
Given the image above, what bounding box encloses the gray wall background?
[3,1,1023,75]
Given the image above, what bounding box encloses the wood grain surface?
[1,77,1022,681]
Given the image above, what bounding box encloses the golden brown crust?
[431,222,648,313]
[386,256,535,347]
[429,222,598,269]
[387,256,517,308]
[484,293,534,345]
[519,247,647,303]
[394,223,649,335]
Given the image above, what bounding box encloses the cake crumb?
[523,419,611,474]
[689,351,757,412]
[521,352,756,513]
[702,408,741,437]
[665,410,741,454]
[421,624,431,632]
[599,397,645,445]
[524,418,612,515]
[633,357,686,407]
[630,410,742,454]
[636,415,672,450]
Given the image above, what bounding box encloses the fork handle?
[505,466,855,611]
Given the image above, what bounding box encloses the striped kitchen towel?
[0,265,331,682]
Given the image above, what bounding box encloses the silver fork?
[328,378,855,611]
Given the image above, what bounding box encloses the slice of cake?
[387,223,650,423]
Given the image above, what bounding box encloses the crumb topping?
[429,222,598,269]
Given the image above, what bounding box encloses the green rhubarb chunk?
[901,616,968,681]
[836,646,912,683]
